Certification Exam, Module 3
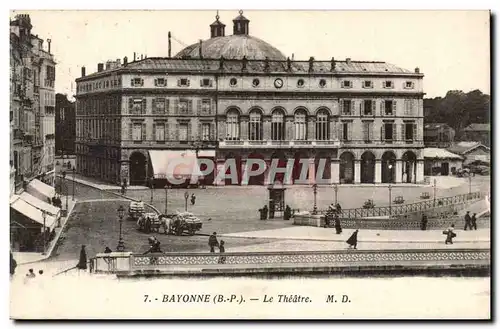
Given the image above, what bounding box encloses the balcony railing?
[219,139,341,148]
[340,139,424,146]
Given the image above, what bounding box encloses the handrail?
[317,192,482,218]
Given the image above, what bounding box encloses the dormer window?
[363,80,373,88]
[131,78,144,87]
[155,78,166,87]
[342,80,353,88]
[405,81,414,89]
[384,80,394,89]
[200,78,212,87]
[178,78,190,87]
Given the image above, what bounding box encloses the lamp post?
[468,175,472,196]
[41,210,47,255]
[388,184,392,216]
[164,185,169,214]
[116,205,125,252]
[433,178,437,207]
[312,183,318,214]
[149,176,154,203]
[333,183,338,205]
[72,168,76,201]
[184,191,189,211]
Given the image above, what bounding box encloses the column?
[240,159,247,186]
[119,161,129,186]
[375,160,382,183]
[240,118,248,140]
[330,160,339,184]
[308,158,316,184]
[307,117,316,141]
[395,160,403,183]
[263,118,271,141]
[354,160,361,184]
[214,159,225,186]
[264,159,271,185]
[416,159,425,183]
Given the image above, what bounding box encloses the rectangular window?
[153,98,166,114]
[342,80,352,88]
[363,121,372,142]
[132,123,142,141]
[201,99,211,114]
[179,123,188,141]
[200,78,212,87]
[155,78,166,87]
[363,80,373,88]
[202,123,210,141]
[384,80,394,89]
[155,123,165,142]
[405,122,414,141]
[342,99,352,115]
[295,113,307,140]
[405,81,414,89]
[178,78,190,87]
[271,115,285,140]
[363,100,373,115]
[384,123,393,141]
[130,98,145,114]
[384,100,394,115]
[131,78,144,87]
[404,99,414,115]
[178,100,188,114]
[342,122,350,141]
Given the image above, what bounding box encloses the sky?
[10,10,490,99]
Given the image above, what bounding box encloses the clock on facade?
[274,78,284,89]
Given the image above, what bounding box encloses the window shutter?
[152,98,156,114]
[177,79,181,87]
[339,99,344,114]
[140,79,144,86]
[173,99,179,114]
[188,100,193,114]
[359,101,363,116]
[153,123,156,140]
[165,99,170,115]
[348,122,352,141]
[392,124,396,141]
[379,100,384,116]
[186,79,190,87]
[210,122,215,140]
[128,98,133,113]
[198,122,202,140]
[130,79,134,86]
[200,79,203,87]
[142,122,146,141]
[414,123,418,141]
[371,99,376,116]
[349,81,353,88]
[197,99,202,115]
[175,123,180,140]
[392,100,397,116]
[209,80,213,87]
[128,123,132,140]
[402,82,406,89]
[350,100,355,115]
[401,123,406,141]
[381,124,385,141]
[154,78,157,87]
[369,122,373,140]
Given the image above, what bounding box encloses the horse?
[159,215,178,235]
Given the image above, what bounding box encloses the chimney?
[415,67,420,73]
[168,32,172,58]
[124,56,128,65]
[141,54,144,60]
[106,61,112,70]
[97,63,104,72]
[47,38,51,54]
[81,66,86,77]
[116,58,121,66]
[133,52,136,61]
[291,53,294,61]
[199,40,203,59]
[330,57,336,71]
[346,58,351,64]
[308,57,314,72]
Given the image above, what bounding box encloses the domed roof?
[174,35,287,61]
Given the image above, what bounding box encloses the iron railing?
[317,192,482,219]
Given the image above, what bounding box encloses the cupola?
[210,11,225,38]
[233,10,249,36]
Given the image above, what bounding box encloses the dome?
[174,35,287,61]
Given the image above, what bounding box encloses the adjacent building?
[55,93,76,155]
[423,123,455,148]
[461,123,490,147]
[75,12,425,186]
[447,141,490,165]
[423,148,463,176]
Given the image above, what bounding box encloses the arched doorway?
[224,153,241,186]
[292,151,309,184]
[361,151,375,183]
[129,152,147,185]
[247,152,265,186]
[402,151,417,183]
[381,151,396,183]
[315,152,331,184]
[270,151,288,184]
[339,152,355,184]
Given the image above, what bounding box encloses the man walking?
[421,213,428,231]
[471,213,478,230]
[463,211,472,231]
[208,232,219,253]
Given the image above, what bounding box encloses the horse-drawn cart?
[173,212,203,235]
[128,201,145,221]
[136,213,162,233]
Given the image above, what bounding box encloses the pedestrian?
[444,224,456,244]
[421,213,428,231]
[336,203,342,214]
[346,229,359,249]
[10,252,17,276]
[38,270,43,275]
[191,193,196,206]
[464,211,472,231]
[262,205,269,220]
[334,213,342,235]
[208,232,219,253]
[26,268,36,278]
[218,240,226,264]
[269,201,275,219]
[284,205,292,221]
[76,245,87,270]
[471,213,477,230]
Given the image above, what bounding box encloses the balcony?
[219,139,341,149]
[340,139,424,147]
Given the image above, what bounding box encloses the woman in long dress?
[77,245,87,270]
[346,229,359,249]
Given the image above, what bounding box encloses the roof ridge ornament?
[216,10,220,21]
[239,10,243,15]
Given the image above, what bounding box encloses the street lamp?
[312,183,318,214]
[184,191,189,212]
[116,205,125,252]
[41,210,47,255]
[433,178,437,207]
[164,185,170,214]
[388,184,393,216]
[333,183,338,205]
[72,167,76,201]
[468,175,472,196]
[149,176,154,203]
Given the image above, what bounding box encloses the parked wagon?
[420,192,430,200]
[136,213,162,233]
[363,199,375,209]
[172,212,203,236]
[128,201,145,221]
[393,196,405,204]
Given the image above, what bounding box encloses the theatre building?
[75,12,425,186]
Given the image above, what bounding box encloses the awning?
[26,179,56,202]
[10,196,57,229]
[148,150,204,180]
[197,150,216,158]
[19,192,60,218]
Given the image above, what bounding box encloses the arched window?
[226,109,240,140]
[294,109,307,140]
[271,109,285,140]
[316,109,329,140]
[249,109,263,141]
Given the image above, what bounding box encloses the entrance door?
[441,162,449,176]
